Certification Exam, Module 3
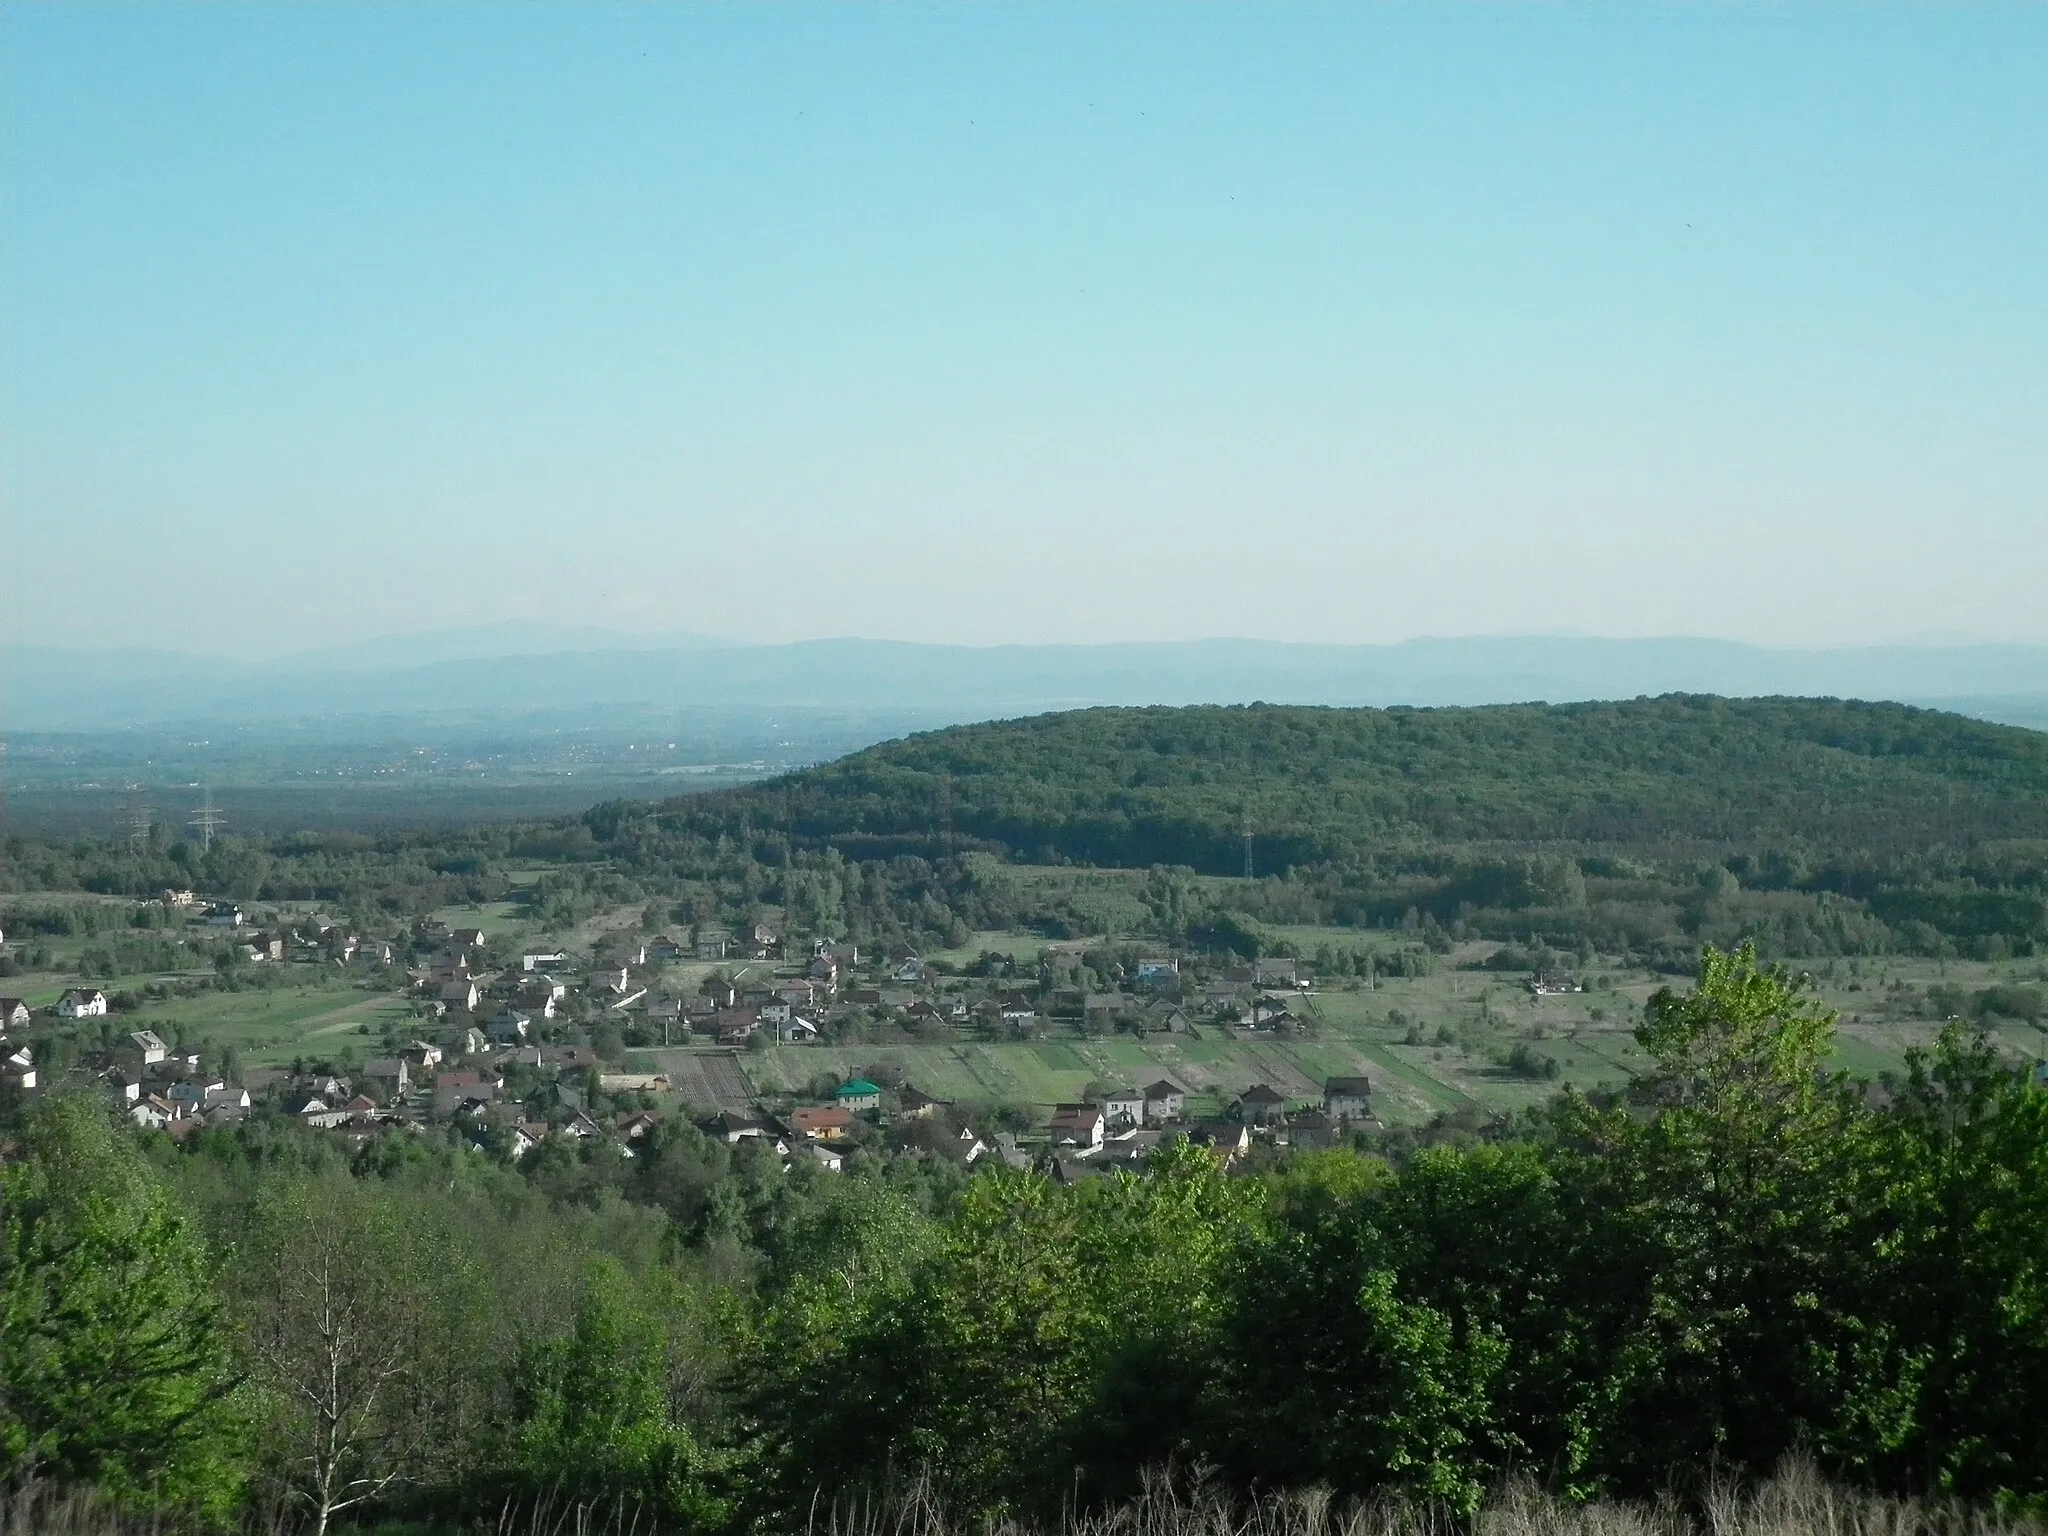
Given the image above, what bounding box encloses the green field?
[733,929,2048,1127]
[136,982,415,1068]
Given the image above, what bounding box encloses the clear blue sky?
[5,4,2045,656]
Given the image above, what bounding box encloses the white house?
[1049,1103,1106,1152]
[3,1044,35,1092]
[57,989,110,1020]
[1101,1089,1145,1131]
[130,1097,175,1131]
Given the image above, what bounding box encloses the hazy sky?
[5,4,2045,657]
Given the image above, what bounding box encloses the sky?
[4,4,2046,658]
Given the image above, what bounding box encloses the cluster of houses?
[1036,1073,1376,1180]
[527,939,1325,1052]
[63,1028,255,1131]
[0,996,36,1094]
[691,1076,959,1174]
[5,895,1388,1180]
[149,892,404,967]
[271,1038,634,1160]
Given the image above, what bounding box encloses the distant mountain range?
[5,628,2047,732]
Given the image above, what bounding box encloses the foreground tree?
[1552,942,1875,1487]
[504,1259,725,1527]
[238,1175,458,1536]
[1849,1025,2048,1498]
[0,1095,242,1514]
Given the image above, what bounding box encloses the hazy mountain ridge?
[7,632,2048,732]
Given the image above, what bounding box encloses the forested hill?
[652,696,2048,873]
[10,696,2046,965]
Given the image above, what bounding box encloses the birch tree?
[240,1177,435,1536]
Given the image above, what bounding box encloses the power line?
[189,786,224,851]
[124,783,152,858]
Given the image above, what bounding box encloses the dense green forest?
[684,696,2048,865]
[7,698,2047,969]
[10,948,2048,1529]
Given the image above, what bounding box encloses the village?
[0,895,1397,1178]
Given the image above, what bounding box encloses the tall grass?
[6,1464,2041,1536]
[810,1463,2046,1536]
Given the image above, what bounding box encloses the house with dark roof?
[1139,999,1194,1035]
[439,978,481,1012]
[899,1085,949,1119]
[702,1107,781,1145]
[1231,1083,1289,1126]
[1323,1076,1374,1121]
[1183,1121,1251,1158]
[1083,993,1129,1028]
[1143,1080,1186,1123]
[1253,957,1302,988]
[1287,1109,1339,1149]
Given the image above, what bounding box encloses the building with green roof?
[835,1078,882,1111]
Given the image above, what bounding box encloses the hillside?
[8,697,2046,964]
[605,696,2048,961]
[663,696,2048,867]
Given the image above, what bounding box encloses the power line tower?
[123,783,152,858]
[189,786,224,852]
[1241,812,1254,881]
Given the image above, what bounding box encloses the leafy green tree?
[0,1096,242,1515]
[1375,1142,1615,1494]
[1210,1148,1508,1511]
[1847,1026,2048,1499]
[741,1145,1253,1520]
[506,1260,724,1527]
[1561,943,1873,1486]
